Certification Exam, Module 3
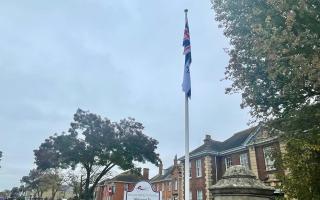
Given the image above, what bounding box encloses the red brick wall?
[189,157,205,200]
[153,181,173,200]
[255,143,280,181]
[219,151,248,176]
[96,182,136,200]
[163,181,172,200]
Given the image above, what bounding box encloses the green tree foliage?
[0,190,11,199]
[66,172,82,199]
[212,0,320,199]
[21,169,64,199]
[10,187,20,198]
[34,109,160,200]
[19,185,26,197]
[21,169,48,198]
[43,170,64,200]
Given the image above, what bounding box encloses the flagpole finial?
[184,9,188,13]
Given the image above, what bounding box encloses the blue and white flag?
[182,13,191,98]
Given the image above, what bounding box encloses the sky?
[0,0,251,190]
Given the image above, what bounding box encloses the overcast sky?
[0,0,251,189]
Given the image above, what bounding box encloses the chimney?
[174,155,178,166]
[204,134,212,144]
[159,161,163,175]
[143,168,149,180]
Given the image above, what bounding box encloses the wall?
[189,157,206,200]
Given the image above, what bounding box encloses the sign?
[124,181,161,200]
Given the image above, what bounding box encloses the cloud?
[0,0,251,189]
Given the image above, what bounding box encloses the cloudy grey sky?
[0,0,251,189]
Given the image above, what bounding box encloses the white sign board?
[124,181,161,200]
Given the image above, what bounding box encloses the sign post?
[124,181,161,200]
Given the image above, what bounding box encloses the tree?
[44,170,64,200]
[19,185,26,198]
[212,0,320,199]
[65,172,82,199]
[10,187,20,198]
[34,109,160,200]
[0,190,11,199]
[21,169,65,200]
[21,169,47,198]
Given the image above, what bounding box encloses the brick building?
[95,168,149,200]
[150,156,183,200]
[153,124,283,200]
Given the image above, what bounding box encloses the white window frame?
[174,180,178,190]
[240,153,249,169]
[124,184,129,191]
[263,146,276,171]
[196,159,202,177]
[196,190,203,200]
[225,157,232,169]
[189,191,192,200]
[111,185,116,194]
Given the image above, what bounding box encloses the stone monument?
[209,165,275,200]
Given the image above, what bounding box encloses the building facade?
[152,124,283,200]
[95,168,149,200]
[150,156,183,200]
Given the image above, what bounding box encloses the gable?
[245,126,278,145]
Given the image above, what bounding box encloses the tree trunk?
[84,168,92,200]
[51,188,58,200]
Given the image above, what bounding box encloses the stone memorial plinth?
[209,165,275,200]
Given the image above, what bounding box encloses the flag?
[182,12,191,98]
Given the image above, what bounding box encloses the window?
[174,180,178,190]
[124,184,129,191]
[263,146,276,171]
[168,182,171,191]
[240,153,249,169]
[196,159,202,177]
[111,185,115,194]
[157,184,160,191]
[189,161,192,177]
[189,191,192,200]
[225,157,232,169]
[196,190,203,200]
[162,183,164,191]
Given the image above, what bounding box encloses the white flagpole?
[184,93,190,200]
[183,9,190,200]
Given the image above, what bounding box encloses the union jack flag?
[182,11,192,98]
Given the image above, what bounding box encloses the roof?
[100,170,144,185]
[181,126,260,160]
[221,126,258,150]
[150,166,174,182]
[189,140,223,155]
[111,173,143,182]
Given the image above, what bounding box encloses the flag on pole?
[182,11,192,98]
